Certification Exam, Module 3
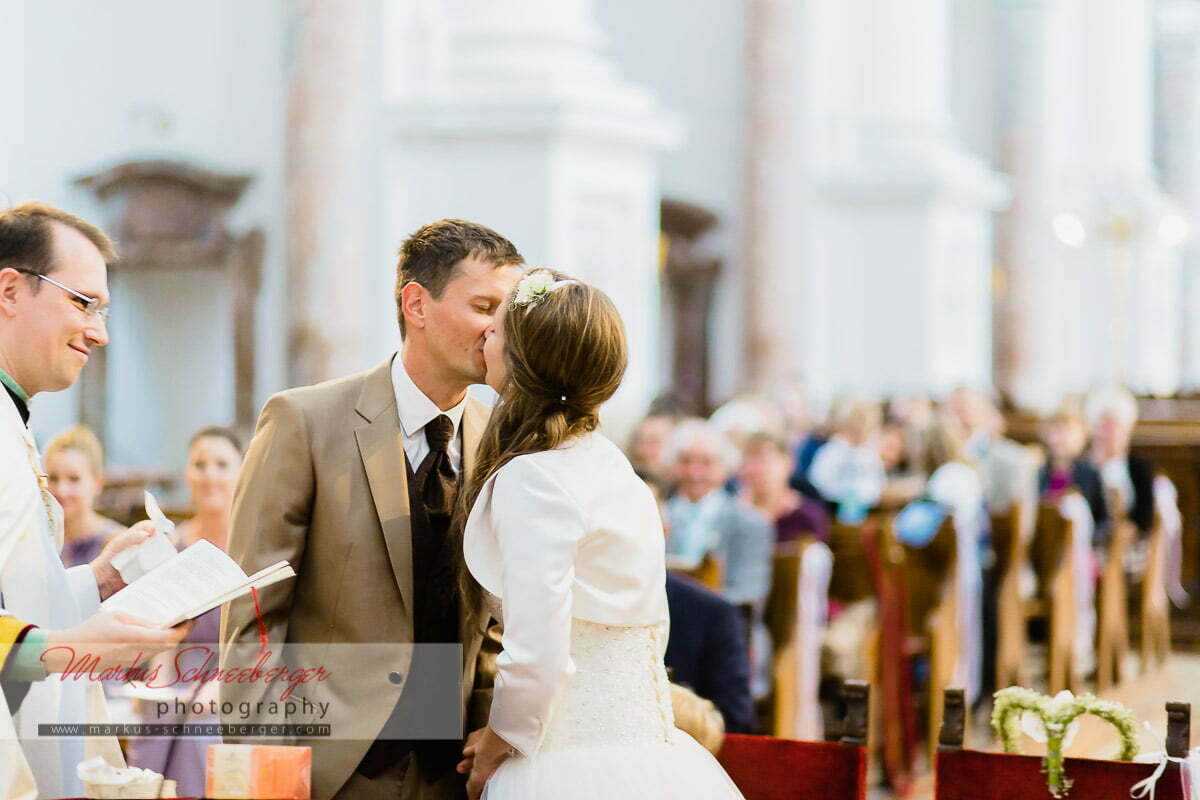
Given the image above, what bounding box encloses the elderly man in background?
[663,418,773,698]
[1086,385,1154,536]
[0,202,189,798]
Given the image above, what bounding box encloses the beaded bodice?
[539,619,675,752]
[487,596,675,754]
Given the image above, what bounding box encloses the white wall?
[0,0,287,470]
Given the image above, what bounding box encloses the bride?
[453,269,744,799]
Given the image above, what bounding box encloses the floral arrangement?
[991,687,1139,798]
[512,270,576,308]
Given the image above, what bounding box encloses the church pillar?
[383,0,677,434]
[769,0,1008,405]
[1155,1,1200,391]
[284,0,375,387]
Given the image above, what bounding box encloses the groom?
[220,219,524,799]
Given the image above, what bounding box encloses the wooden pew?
[887,515,959,760]
[765,537,831,739]
[719,681,870,800]
[671,551,725,592]
[995,496,1091,694]
[991,502,1031,690]
[1139,476,1175,673]
[1097,488,1134,691]
[1032,501,1080,694]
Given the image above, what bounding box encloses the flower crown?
[512,270,578,309]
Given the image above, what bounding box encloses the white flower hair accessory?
[512,269,578,309]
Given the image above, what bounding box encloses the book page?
[172,563,294,627]
[101,539,248,627]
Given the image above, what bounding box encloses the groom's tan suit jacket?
[220,357,498,800]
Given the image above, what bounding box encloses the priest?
[0,202,190,798]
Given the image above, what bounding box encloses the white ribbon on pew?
[1059,493,1096,677]
[794,541,832,740]
[1129,722,1190,800]
[1153,476,1190,610]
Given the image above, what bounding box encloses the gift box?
[206,744,311,799]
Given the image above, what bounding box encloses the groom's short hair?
[395,219,523,334]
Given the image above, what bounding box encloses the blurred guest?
[921,417,985,523]
[739,432,829,547]
[918,417,986,705]
[807,397,885,520]
[878,420,907,475]
[878,413,926,508]
[663,419,773,697]
[628,414,676,492]
[642,472,756,735]
[127,425,243,798]
[172,426,243,551]
[767,376,813,448]
[44,424,123,567]
[783,388,828,504]
[947,387,1038,514]
[1039,405,1107,530]
[709,394,783,450]
[663,419,773,608]
[1085,385,1153,534]
[891,394,936,472]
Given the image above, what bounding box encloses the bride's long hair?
[452,268,628,611]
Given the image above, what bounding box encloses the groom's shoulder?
[262,361,388,419]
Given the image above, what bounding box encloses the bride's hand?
[456,726,487,776]
[464,726,512,800]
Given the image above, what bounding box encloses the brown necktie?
[414,414,456,517]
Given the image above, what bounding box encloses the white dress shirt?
[390,353,466,473]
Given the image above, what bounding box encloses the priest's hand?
[464,726,512,800]
[41,612,193,674]
[90,521,156,600]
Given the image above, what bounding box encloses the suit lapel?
[354,358,414,620]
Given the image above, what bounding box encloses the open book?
[101,539,295,629]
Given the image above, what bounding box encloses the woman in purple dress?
[739,432,830,547]
[45,424,123,567]
[127,426,243,797]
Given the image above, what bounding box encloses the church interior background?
[5,0,1200,794]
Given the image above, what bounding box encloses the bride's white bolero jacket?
[463,430,669,757]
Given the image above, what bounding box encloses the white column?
[1156,1,1200,391]
[1070,0,1184,394]
[784,0,1008,404]
[285,0,376,387]
[742,0,808,390]
[993,0,1053,410]
[383,0,677,437]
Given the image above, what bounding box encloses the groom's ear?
[399,281,429,331]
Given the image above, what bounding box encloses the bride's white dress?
[464,432,743,799]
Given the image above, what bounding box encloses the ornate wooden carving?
[661,198,721,416]
[939,688,967,751]
[74,160,263,434]
[840,679,870,747]
[1166,702,1191,759]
